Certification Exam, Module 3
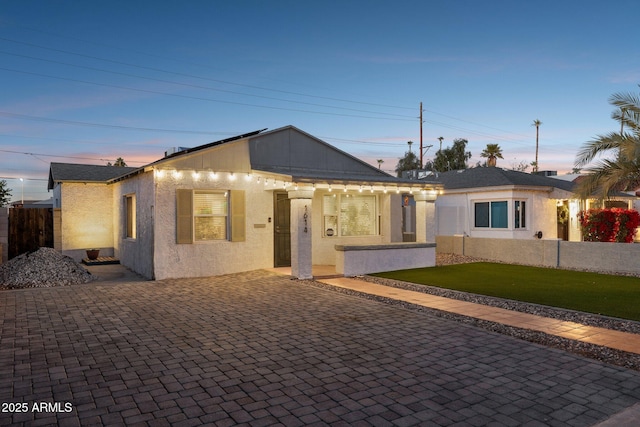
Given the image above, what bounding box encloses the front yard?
[372,262,640,322]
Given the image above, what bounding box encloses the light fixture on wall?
[151,167,440,197]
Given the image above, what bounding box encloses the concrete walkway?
[3,267,640,426]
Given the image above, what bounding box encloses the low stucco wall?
[437,235,640,274]
[335,243,436,276]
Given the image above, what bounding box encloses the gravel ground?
[0,247,93,289]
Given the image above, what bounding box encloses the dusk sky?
[1,1,639,202]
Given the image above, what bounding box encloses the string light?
[150,167,437,196]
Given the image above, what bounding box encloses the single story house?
[48,126,442,280]
[433,167,636,242]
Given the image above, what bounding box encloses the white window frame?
[193,190,229,241]
[514,200,527,229]
[473,200,508,229]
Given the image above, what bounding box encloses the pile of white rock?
[0,247,93,289]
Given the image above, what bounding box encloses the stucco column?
[288,187,314,279]
[415,193,437,243]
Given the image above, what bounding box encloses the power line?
[0,67,414,122]
[0,149,148,164]
[0,50,415,120]
[0,133,170,149]
[0,38,566,149]
[0,36,583,154]
[0,111,245,135]
[0,36,415,112]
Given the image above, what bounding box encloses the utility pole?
[419,102,423,169]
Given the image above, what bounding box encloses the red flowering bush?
[578,208,640,243]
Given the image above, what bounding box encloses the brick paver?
[1,270,640,426]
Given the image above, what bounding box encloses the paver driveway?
[1,270,640,426]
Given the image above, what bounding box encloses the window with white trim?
[514,200,526,229]
[193,191,228,241]
[176,189,245,244]
[474,201,508,228]
[323,194,378,237]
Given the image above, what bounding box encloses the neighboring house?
[10,199,53,209]
[48,126,442,280]
[433,167,635,242]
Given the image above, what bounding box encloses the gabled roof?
[246,126,405,184]
[48,126,443,189]
[435,167,576,192]
[109,125,440,187]
[48,163,138,190]
[152,128,266,163]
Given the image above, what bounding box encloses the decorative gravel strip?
[362,275,640,334]
[299,279,640,372]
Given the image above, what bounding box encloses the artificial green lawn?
[372,262,640,322]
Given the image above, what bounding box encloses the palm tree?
[377,159,384,169]
[532,119,542,172]
[574,89,640,199]
[480,143,504,167]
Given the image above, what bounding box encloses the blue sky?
[1,1,639,202]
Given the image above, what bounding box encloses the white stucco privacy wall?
[336,243,436,276]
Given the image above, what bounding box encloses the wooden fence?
[8,208,54,259]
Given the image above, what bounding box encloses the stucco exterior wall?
[59,183,114,260]
[113,172,155,279]
[436,188,565,240]
[152,170,274,280]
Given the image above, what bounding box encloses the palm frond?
[574,133,622,166]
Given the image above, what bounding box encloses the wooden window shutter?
[230,190,246,242]
[176,189,193,244]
